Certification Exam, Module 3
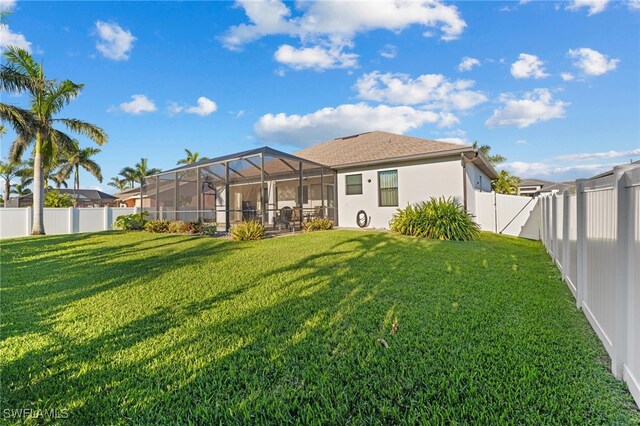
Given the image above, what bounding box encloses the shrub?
[185,221,204,234]
[201,223,217,236]
[230,220,265,241]
[114,211,149,231]
[389,197,480,241]
[167,220,186,234]
[303,217,334,232]
[166,221,204,234]
[44,190,74,208]
[145,219,170,233]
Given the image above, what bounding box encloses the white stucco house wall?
[296,131,497,229]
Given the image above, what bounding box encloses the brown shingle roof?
[294,131,468,168]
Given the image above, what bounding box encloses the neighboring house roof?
[114,187,142,200]
[518,179,554,188]
[536,182,575,194]
[294,131,498,178]
[18,189,117,203]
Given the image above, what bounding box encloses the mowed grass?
[1,230,639,424]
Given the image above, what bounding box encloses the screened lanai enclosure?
[142,147,337,231]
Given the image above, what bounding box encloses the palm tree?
[23,158,67,189]
[492,170,521,195]
[56,140,102,191]
[0,159,28,205]
[472,141,506,167]
[119,158,161,187]
[10,176,32,197]
[107,176,128,192]
[0,47,107,234]
[120,158,161,208]
[177,148,208,165]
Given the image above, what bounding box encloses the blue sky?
[1,0,639,193]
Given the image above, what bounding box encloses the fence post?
[575,179,587,309]
[551,194,558,260]
[539,196,544,243]
[612,165,633,379]
[104,206,110,231]
[26,206,32,236]
[68,206,75,234]
[561,190,570,282]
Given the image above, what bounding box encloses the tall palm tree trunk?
[32,135,45,234]
[74,164,79,191]
[4,180,10,207]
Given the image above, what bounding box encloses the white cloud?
[95,21,136,61]
[515,140,528,145]
[566,0,609,15]
[458,57,480,72]
[185,97,217,116]
[555,148,640,161]
[223,0,467,49]
[503,161,614,177]
[355,71,487,111]
[561,72,574,81]
[255,103,453,147]
[274,44,357,70]
[630,0,640,9]
[568,47,619,76]
[168,97,218,116]
[379,44,397,59]
[222,0,465,71]
[510,53,549,79]
[503,147,639,179]
[113,95,157,115]
[0,0,16,11]
[485,89,569,128]
[0,24,31,52]
[167,102,183,115]
[438,137,467,145]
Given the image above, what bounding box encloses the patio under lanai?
[142,147,337,231]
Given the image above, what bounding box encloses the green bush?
[166,221,204,234]
[113,211,149,231]
[229,220,265,241]
[201,223,217,236]
[144,219,170,233]
[389,197,480,241]
[44,190,74,208]
[185,221,204,234]
[167,220,186,234]
[303,217,334,232]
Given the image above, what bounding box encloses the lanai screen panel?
[176,168,198,221]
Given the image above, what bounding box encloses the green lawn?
[1,230,639,424]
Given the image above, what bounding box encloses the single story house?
[114,187,152,208]
[517,179,554,197]
[535,181,575,196]
[294,131,496,228]
[142,131,497,230]
[7,188,117,208]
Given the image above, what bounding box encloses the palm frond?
[0,103,35,138]
[55,118,108,145]
[81,159,103,182]
[2,47,41,79]
[42,80,84,116]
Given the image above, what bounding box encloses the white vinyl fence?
[473,191,540,239]
[540,164,640,407]
[0,207,136,239]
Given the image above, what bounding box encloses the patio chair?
[275,206,293,230]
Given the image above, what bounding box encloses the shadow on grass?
[1,231,638,424]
